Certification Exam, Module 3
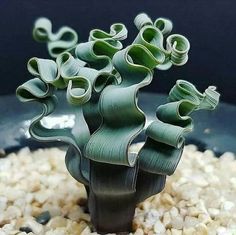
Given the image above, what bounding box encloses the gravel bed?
[0,144,235,235]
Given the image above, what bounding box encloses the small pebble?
[19,226,33,233]
[171,229,182,235]
[153,220,165,233]
[208,208,220,218]
[47,216,67,229]
[171,216,184,230]
[184,216,200,228]
[221,201,234,211]
[35,211,51,225]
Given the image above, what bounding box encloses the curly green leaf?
[134,13,190,69]
[89,23,128,41]
[28,57,65,88]
[33,17,78,58]
[139,80,220,176]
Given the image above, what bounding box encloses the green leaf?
[134,13,190,70]
[139,79,220,176]
[89,23,128,41]
[33,17,78,58]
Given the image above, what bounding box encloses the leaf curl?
[28,57,65,89]
[138,79,220,176]
[89,23,128,41]
[134,13,153,31]
[33,17,78,58]
[67,78,92,105]
[16,78,54,101]
[134,13,190,70]
[154,17,173,37]
[56,51,117,105]
[75,39,122,73]
[169,80,220,110]
[16,56,92,184]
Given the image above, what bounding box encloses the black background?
[0,0,235,104]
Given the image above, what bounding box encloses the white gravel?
[0,144,235,235]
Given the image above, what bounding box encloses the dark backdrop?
[0,0,235,104]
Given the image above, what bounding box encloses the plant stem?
[88,161,138,233]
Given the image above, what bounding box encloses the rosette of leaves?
[16,13,220,233]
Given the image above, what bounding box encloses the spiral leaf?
[89,23,128,41]
[33,17,78,58]
[138,80,220,176]
[28,57,66,88]
[154,17,173,37]
[16,57,92,184]
[133,13,190,69]
[134,13,153,30]
[16,78,54,101]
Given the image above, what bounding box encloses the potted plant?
[16,13,220,234]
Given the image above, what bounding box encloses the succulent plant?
[16,13,220,233]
